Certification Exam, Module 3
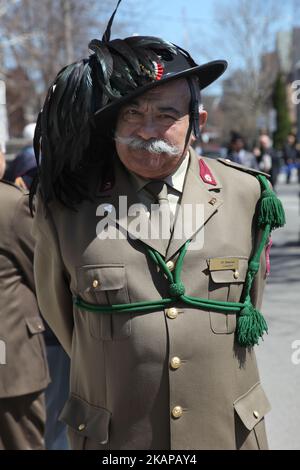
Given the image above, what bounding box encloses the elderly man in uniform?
[0,149,50,450]
[32,0,285,450]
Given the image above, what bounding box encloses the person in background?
[226,132,258,169]
[10,126,70,450]
[41,318,70,450]
[297,141,300,184]
[282,133,298,184]
[4,123,36,184]
[0,147,50,450]
[257,134,280,189]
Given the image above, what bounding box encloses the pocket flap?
[234,382,271,431]
[59,395,111,444]
[208,257,248,283]
[25,316,45,334]
[77,264,126,293]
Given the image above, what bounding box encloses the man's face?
[115,79,207,179]
[232,139,244,152]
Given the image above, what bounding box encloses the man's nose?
[135,117,160,140]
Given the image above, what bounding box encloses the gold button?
[253,410,260,419]
[233,270,239,279]
[166,308,178,319]
[166,260,175,271]
[78,423,86,431]
[209,197,217,206]
[172,406,183,418]
[92,279,99,288]
[170,356,181,369]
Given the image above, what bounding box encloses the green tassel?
[257,177,286,230]
[237,302,268,347]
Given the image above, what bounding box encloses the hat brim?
[94,60,227,123]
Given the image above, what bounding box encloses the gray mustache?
[115,135,181,156]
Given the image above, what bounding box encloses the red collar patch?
[199,159,217,186]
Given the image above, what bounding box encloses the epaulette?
[217,158,270,179]
[0,179,29,194]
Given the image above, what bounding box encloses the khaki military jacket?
[0,180,50,398]
[33,149,271,450]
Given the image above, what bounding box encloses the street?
[255,173,300,450]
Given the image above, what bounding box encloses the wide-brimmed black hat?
[92,36,227,121]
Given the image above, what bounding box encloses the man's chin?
[139,149,179,163]
[125,150,182,178]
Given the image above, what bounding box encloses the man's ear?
[199,110,207,129]
[191,110,207,143]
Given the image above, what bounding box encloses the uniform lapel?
[166,149,223,259]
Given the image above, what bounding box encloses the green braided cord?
[74,296,173,313]
[74,294,244,314]
[75,234,243,315]
[257,174,272,192]
[148,241,189,298]
[235,213,271,345]
[74,175,285,347]
[235,173,280,345]
[146,247,160,267]
[174,239,190,284]
[169,282,185,297]
[243,223,271,299]
[147,248,174,283]
[180,295,243,312]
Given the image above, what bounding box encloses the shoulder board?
[0,179,29,194]
[217,158,270,178]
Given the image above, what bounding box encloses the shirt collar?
[164,152,189,193]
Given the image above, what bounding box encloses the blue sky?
[137,0,295,49]
[110,0,298,95]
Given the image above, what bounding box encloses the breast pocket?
[76,264,131,340]
[207,257,248,334]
